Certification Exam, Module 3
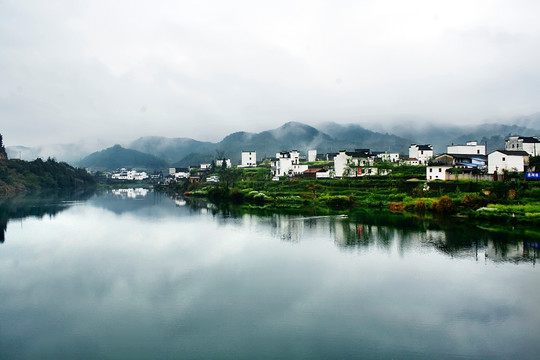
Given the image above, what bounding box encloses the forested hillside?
[0,134,96,196]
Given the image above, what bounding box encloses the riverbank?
[157,174,540,226]
[0,157,96,197]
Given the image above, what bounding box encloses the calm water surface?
[0,189,539,359]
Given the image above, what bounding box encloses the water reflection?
[0,189,94,243]
[2,189,538,266]
[307,216,537,265]
[1,190,539,359]
[110,187,149,199]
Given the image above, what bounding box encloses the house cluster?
[111,168,149,181]
[164,135,539,183]
[167,148,401,181]
[426,136,540,181]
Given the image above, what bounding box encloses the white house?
[404,158,420,166]
[200,163,211,169]
[426,165,453,181]
[111,168,149,181]
[271,150,308,177]
[169,167,190,178]
[240,151,257,167]
[409,144,434,165]
[447,141,486,155]
[505,136,540,156]
[487,150,529,174]
[307,149,317,162]
[216,158,232,168]
[334,149,375,177]
[376,152,400,163]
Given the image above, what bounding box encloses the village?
[155,134,540,184]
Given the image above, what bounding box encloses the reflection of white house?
[409,144,433,165]
[240,151,257,167]
[111,168,149,181]
[447,141,486,155]
[334,149,376,177]
[271,150,308,177]
[505,136,540,156]
[111,188,149,198]
[487,150,529,174]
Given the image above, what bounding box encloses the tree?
[218,168,242,189]
[0,133,7,160]
[530,156,540,171]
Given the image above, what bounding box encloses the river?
[0,188,539,359]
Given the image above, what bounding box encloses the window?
[438,168,442,172]
[502,157,506,161]
[429,168,432,172]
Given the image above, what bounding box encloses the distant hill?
[387,122,540,154]
[6,140,110,164]
[139,121,414,167]
[78,145,168,171]
[318,122,413,153]
[8,113,540,168]
[127,136,215,164]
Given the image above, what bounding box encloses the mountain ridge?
[7,116,540,168]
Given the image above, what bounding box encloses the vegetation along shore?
[156,165,540,227]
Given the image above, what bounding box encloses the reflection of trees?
[331,213,539,265]
[163,195,540,265]
[0,189,95,243]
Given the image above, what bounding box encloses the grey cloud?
[2,0,540,146]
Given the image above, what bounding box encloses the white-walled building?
[426,165,453,181]
[376,152,400,163]
[447,141,486,155]
[216,158,232,168]
[169,167,191,178]
[488,150,529,174]
[334,149,375,177]
[409,144,433,165]
[240,151,257,167]
[307,149,317,162]
[505,136,540,156]
[111,168,149,181]
[271,150,308,177]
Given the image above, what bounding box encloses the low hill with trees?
[77,145,168,171]
[1,133,96,196]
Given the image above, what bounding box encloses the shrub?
[461,194,487,210]
[389,202,404,212]
[414,200,426,213]
[431,196,455,213]
[325,195,352,210]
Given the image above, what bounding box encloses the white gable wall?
[488,152,525,174]
[447,143,486,155]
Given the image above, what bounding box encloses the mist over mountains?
[6,116,540,170]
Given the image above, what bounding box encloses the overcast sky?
[2,0,540,146]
